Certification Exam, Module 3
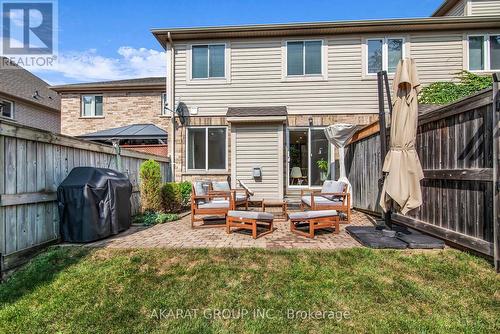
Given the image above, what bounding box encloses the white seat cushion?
[321,180,346,200]
[228,210,273,222]
[301,196,341,207]
[212,181,231,192]
[235,194,248,202]
[198,200,229,209]
[289,210,338,220]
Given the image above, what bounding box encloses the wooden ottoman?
[226,210,274,239]
[289,210,340,238]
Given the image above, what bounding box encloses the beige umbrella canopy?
[380,58,424,215]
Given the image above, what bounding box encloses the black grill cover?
[57,167,132,243]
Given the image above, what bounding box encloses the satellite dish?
[175,102,189,125]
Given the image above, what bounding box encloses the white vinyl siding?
[232,124,283,200]
[445,0,466,16]
[469,0,500,16]
[173,31,472,116]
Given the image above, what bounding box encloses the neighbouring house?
[51,77,168,157]
[151,0,500,200]
[0,58,60,133]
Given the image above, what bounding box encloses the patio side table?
[262,200,288,219]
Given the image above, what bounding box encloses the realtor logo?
[1,0,57,67]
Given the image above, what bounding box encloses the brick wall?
[60,91,170,136]
[1,97,60,133]
[172,114,377,182]
[122,144,168,157]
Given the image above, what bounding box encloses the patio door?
[287,128,331,188]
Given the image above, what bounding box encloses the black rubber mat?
[397,233,445,249]
[346,226,408,249]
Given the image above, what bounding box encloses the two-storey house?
[147,0,500,201]
[151,0,500,200]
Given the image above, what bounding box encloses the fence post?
[492,73,499,272]
[112,140,122,172]
[377,71,392,228]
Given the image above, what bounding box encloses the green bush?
[419,71,492,105]
[178,181,192,207]
[139,160,162,213]
[160,181,192,213]
[132,212,179,226]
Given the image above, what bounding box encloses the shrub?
[139,160,162,213]
[178,181,192,207]
[160,181,192,213]
[419,71,492,105]
[132,212,179,226]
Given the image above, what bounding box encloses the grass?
[0,247,499,333]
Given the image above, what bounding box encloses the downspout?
[167,32,176,182]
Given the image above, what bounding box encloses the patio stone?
[83,210,375,250]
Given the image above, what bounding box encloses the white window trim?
[282,39,328,81]
[466,33,500,72]
[286,127,332,189]
[80,94,104,118]
[186,42,231,85]
[0,98,14,119]
[363,36,406,77]
[186,126,228,172]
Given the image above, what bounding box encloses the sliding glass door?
[287,128,331,188]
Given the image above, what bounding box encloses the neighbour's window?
[468,35,500,71]
[187,127,226,170]
[366,37,404,74]
[0,99,14,119]
[287,40,322,76]
[192,44,225,79]
[81,95,103,117]
[161,92,167,115]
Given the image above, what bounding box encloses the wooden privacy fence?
[346,88,499,259]
[0,120,170,272]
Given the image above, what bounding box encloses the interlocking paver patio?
[84,210,374,250]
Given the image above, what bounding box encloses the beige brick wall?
[1,95,60,133]
[60,91,170,136]
[172,114,377,182]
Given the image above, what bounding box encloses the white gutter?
[166,31,176,181]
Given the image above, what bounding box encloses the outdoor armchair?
[300,180,351,223]
[211,181,249,210]
[190,181,234,229]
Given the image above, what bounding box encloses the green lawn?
[0,247,498,333]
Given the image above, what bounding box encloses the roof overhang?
[227,116,287,123]
[226,106,287,123]
[51,82,165,93]
[152,16,500,47]
[432,0,461,17]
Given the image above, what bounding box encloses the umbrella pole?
[377,71,392,229]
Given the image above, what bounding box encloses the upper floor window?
[161,92,167,115]
[0,99,14,119]
[468,35,500,71]
[187,127,227,170]
[81,95,103,117]
[286,40,322,76]
[192,44,225,79]
[366,37,404,75]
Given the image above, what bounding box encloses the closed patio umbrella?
[380,58,424,215]
[324,123,359,207]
